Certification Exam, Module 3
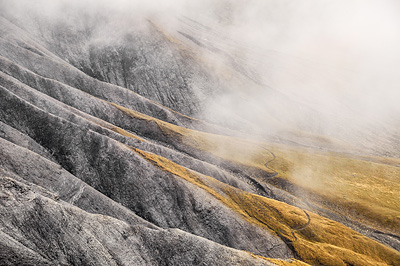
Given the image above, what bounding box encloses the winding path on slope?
[261,147,311,242]
[290,210,311,242]
[262,147,278,178]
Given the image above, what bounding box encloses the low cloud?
[2,0,399,156]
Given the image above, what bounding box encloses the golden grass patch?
[132,147,400,266]
[112,101,400,234]
[266,146,400,233]
[252,255,310,266]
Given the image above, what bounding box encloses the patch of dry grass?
[222,187,399,266]
[112,101,400,234]
[266,145,400,233]
[253,255,310,266]
[108,125,145,141]
[132,147,400,266]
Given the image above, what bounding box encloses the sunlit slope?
[133,147,400,266]
[2,71,398,265]
[0,85,292,264]
[113,103,400,235]
[267,146,400,233]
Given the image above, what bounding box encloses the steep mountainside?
[0,1,399,266]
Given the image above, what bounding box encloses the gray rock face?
[0,84,292,258]
[1,7,220,118]
[0,10,293,263]
[0,173,276,266]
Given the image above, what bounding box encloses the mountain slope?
[0,1,399,266]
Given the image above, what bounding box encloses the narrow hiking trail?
[261,147,311,242]
[291,210,311,242]
[262,147,278,177]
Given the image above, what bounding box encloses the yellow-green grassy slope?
[266,145,400,233]
[204,140,400,234]
[110,102,400,265]
[132,147,400,266]
[111,101,400,234]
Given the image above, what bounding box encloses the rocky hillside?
[1,1,399,265]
